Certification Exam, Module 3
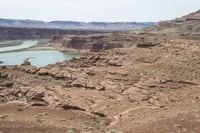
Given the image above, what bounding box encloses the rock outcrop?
[145,10,200,37]
[21,59,31,66]
[61,34,124,52]
[51,32,168,52]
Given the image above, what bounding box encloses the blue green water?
[0,40,80,67]
[0,50,80,67]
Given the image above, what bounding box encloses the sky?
[0,0,200,22]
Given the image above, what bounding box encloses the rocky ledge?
[50,32,168,52]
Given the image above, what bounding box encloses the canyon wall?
[60,34,129,52]
[0,27,105,40]
[50,32,167,52]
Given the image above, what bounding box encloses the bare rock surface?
[1,10,200,132]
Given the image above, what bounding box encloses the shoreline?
[0,39,82,55]
[0,40,24,48]
[0,39,56,53]
[0,40,82,67]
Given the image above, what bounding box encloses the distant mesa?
[0,61,4,64]
[0,18,156,40]
[0,18,155,31]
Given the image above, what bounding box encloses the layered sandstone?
[1,10,200,133]
[50,32,168,52]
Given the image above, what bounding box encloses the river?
[0,40,38,52]
[0,40,80,67]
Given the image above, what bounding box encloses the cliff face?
[58,34,136,52]
[61,35,121,52]
[50,32,167,52]
[0,27,104,40]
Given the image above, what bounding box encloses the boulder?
[38,68,49,75]
[0,73,8,78]
[21,59,31,66]
[26,88,48,106]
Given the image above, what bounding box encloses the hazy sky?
[0,0,200,22]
